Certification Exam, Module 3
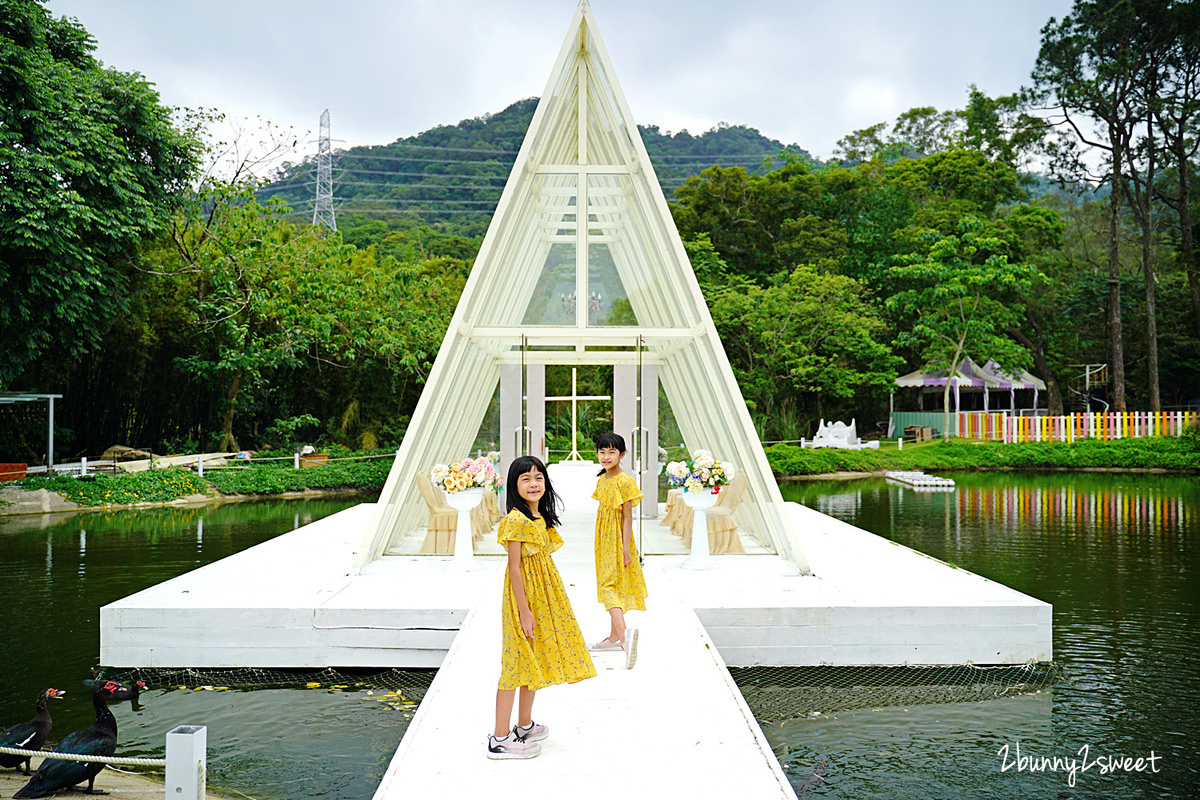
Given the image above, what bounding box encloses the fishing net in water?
[95,662,1062,723]
[94,666,436,705]
[730,662,1063,723]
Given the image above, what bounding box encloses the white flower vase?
[681,488,720,570]
[445,487,483,572]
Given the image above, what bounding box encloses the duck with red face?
[14,682,119,798]
[0,689,65,775]
[82,678,146,703]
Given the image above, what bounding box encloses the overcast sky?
[45,0,1074,163]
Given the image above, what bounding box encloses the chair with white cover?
[416,471,490,553]
[674,472,748,554]
[661,488,684,533]
[481,488,503,526]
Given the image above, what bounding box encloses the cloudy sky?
[45,0,1073,162]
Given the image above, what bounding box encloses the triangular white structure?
[355,0,810,574]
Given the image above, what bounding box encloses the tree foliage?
[887,217,1044,439]
[706,262,898,426]
[4,1,1199,462]
[0,1,201,385]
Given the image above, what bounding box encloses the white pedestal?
[681,489,720,570]
[445,488,483,572]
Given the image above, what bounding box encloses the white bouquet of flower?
[664,449,735,494]
[429,456,501,493]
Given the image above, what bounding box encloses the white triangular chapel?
[355,0,811,574]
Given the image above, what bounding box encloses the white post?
[897,438,903,451]
[499,364,521,469]
[294,452,300,470]
[80,457,87,477]
[47,395,54,469]
[527,364,546,463]
[165,725,206,800]
[613,364,637,472]
[197,454,204,477]
[445,488,483,572]
[640,364,659,518]
[681,491,719,570]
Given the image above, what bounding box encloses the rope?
[0,745,165,767]
[246,452,397,463]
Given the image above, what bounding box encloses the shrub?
[764,436,1200,476]
[16,467,208,507]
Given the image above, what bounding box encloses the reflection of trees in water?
[0,499,361,542]
[783,474,1200,541]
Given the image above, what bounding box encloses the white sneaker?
[487,732,541,759]
[588,638,622,652]
[514,721,549,742]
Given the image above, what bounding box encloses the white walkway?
[372,557,796,799]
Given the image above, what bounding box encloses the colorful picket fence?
[954,411,1199,443]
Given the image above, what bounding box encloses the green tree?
[704,264,897,436]
[1031,0,1152,411]
[997,202,1070,414]
[960,84,1046,171]
[884,149,1023,227]
[888,217,1044,440]
[672,159,841,285]
[834,107,962,164]
[0,0,201,385]
[1152,1,1200,337]
[167,184,365,449]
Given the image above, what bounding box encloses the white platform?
[372,561,796,800]
[101,501,1051,668]
[101,497,1049,800]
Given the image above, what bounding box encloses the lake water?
[1,475,1196,798]
[776,473,1199,798]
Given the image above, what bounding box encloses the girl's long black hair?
[506,455,562,528]
[594,432,626,476]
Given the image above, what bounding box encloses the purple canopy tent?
[963,358,1046,412]
[894,363,990,413]
[893,358,1046,414]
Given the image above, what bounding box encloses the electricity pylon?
[312,109,337,232]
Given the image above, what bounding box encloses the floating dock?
[100,501,1050,669]
[885,470,957,490]
[100,498,1050,797]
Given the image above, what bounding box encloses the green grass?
[765,436,1200,476]
[202,456,393,495]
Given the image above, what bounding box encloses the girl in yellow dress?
[489,455,596,760]
[589,432,648,669]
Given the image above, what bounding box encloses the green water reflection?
[778,473,1200,798]
[0,498,404,799]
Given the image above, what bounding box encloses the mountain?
[259,98,812,237]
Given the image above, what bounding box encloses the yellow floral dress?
[593,470,648,612]
[497,509,596,691]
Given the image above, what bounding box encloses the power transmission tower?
[312,109,337,232]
